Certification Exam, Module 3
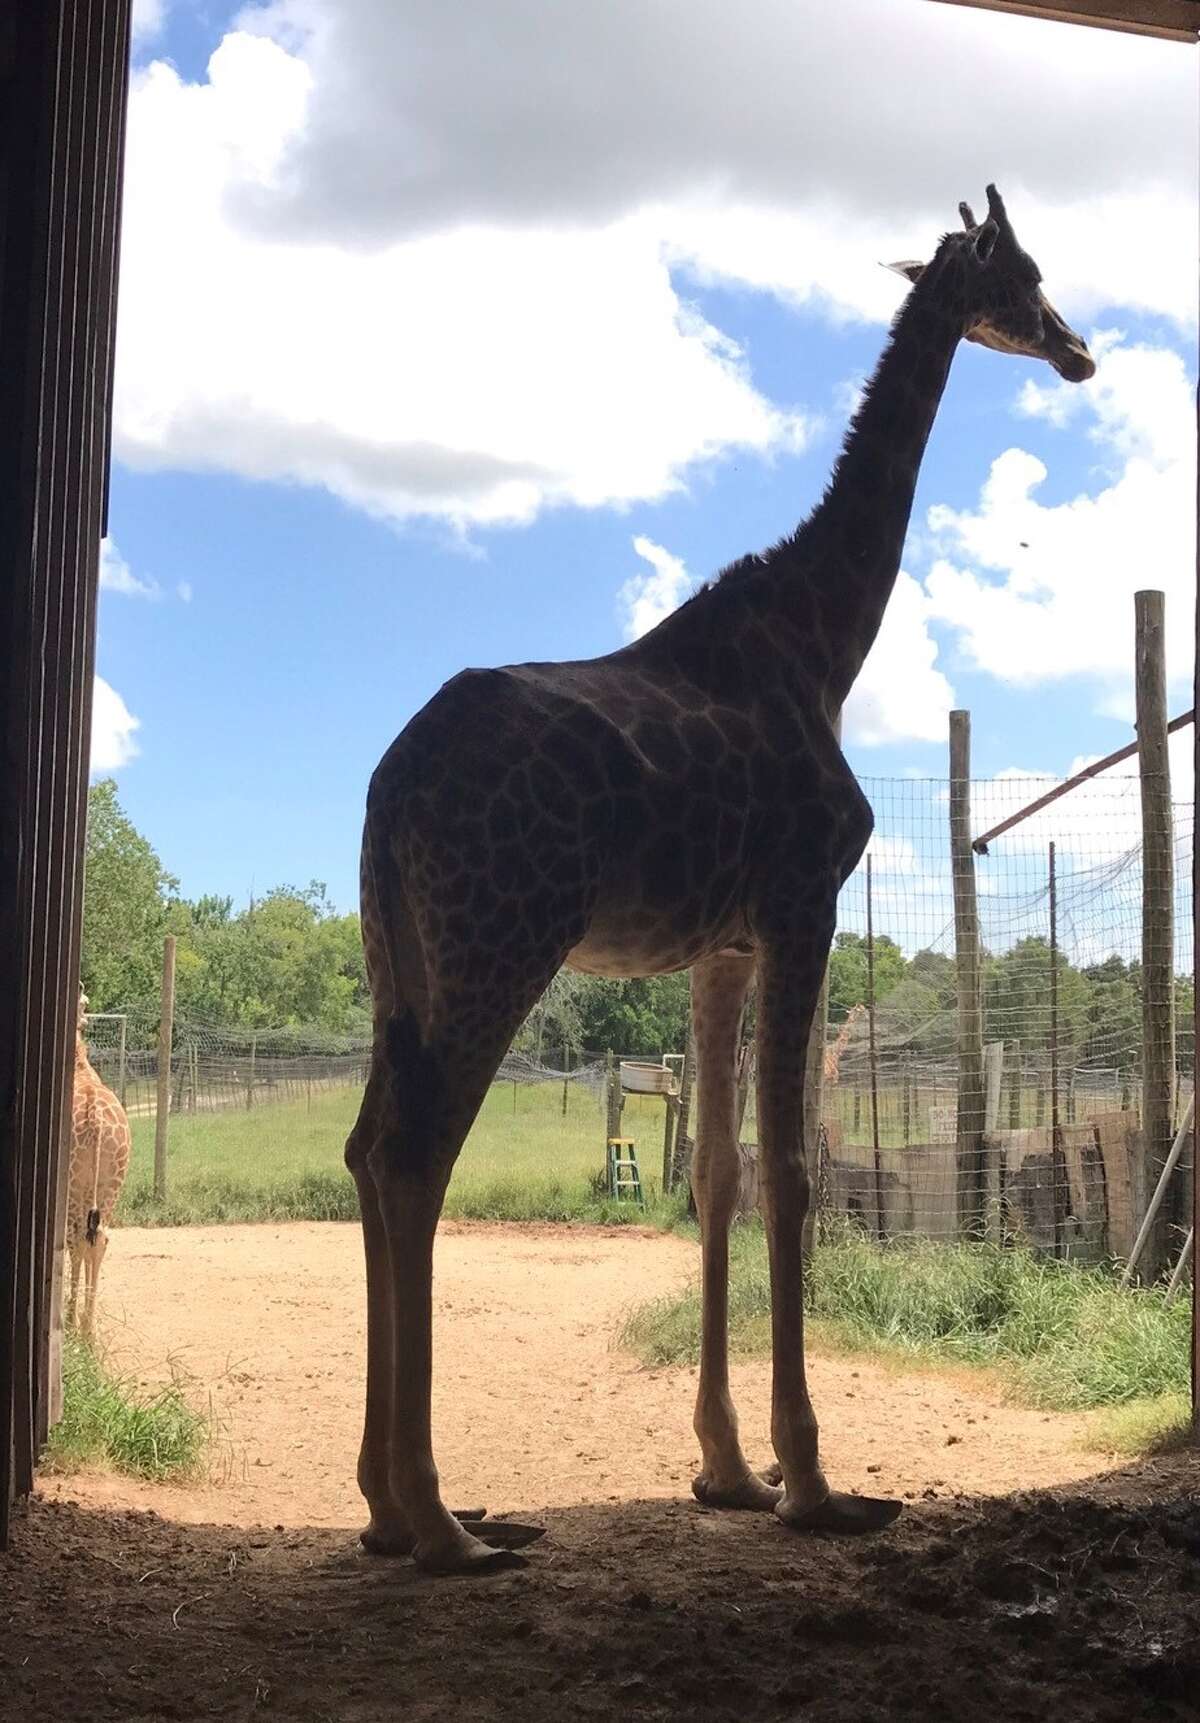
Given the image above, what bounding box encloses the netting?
[742,770,1195,1263]
[83,762,1194,1271]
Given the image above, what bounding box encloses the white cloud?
[112,3,1195,534]
[113,39,809,531]
[864,833,919,876]
[100,537,158,599]
[90,678,140,773]
[177,580,193,603]
[971,728,1195,865]
[925,336,1196,709]
[619,537,693,640]
[131,0,167,43]
[235,0,1196,333]
[844,572,955,747]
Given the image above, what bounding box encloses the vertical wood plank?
[1135,590,1176,1283]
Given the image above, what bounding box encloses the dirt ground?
[5,1221,1199,1721]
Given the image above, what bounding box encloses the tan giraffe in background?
[824,1002,866,1085]
[66,992,132,1338]
[347,187,1094,1573]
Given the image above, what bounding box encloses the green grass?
[117,1080,685,1226]
[45,1335,209,1481]
[619,1222,1193,1413]
[1081,1393,1193,1456]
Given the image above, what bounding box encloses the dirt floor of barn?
[3,1221,1198,1721]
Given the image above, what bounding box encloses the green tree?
[573,973,691,1056]
[1079,954,1141,1069]
[81,780,178,1009]
[827,931,907,1020]
[908,948,957,1010]
[983,937,1089,1059]
[175,882,368,1031]
[516,969,588,1059]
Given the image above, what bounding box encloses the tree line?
[83,781,1192,1067]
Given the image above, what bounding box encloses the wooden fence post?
[866,854,884,1240]
[1135,590,1176,1282]
[672,1027,696,1194]
[983,1039,1005,1239]
[153,936,176,1202]
[950,711,985,1237]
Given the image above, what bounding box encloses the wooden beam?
[1135,592,1176,1284]
[928,0,1199,42]
[973,710,1194,854]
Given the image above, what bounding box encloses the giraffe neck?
[784,239,968,706]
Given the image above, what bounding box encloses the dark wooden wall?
[0,0,131,1547]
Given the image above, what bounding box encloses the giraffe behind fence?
[66,992,132,1339]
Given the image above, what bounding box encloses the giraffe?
[66,992,132,1338]
[824,1002,866,1086]
[346,186,1094,1573]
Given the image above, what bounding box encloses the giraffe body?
[347,188,1095,1573]
[824,1003,866,1085]
[66,996,132,1338]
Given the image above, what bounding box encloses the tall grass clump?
[46,1335,209,1481]
[619,1221,1192,1413]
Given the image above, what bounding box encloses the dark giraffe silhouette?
[346,187,1095,1573]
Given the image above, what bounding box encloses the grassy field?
[117,1079,682,1226]
[619,1221,1193,1427]
[45,1336,209,1481]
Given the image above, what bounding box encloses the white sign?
[929,1105,956,1144]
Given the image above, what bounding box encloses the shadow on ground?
[4,1451,1198,1722]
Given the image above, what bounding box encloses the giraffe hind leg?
[81,1227,108,1340]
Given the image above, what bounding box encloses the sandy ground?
[7,1220,1198,1723]
[47,1220,1106,1525]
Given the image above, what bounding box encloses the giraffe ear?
[959,200,977,230]
[883,259,925,285]
[972,218,1000,267]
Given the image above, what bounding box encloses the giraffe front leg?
[689,953,780,1513]
[346,1081,412,1556]
[756,934,901,1538]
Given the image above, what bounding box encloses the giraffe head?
[77,990,89,1038]
[888,185,1094,384]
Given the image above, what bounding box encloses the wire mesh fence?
[83,760,1194,1274]
[739,769,1195,1266]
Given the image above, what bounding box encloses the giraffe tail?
[85,1207,101,1246]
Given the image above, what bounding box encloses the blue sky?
[103,1,1197,920]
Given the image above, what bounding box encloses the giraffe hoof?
[776,1491,903,1536]
[415,1526,536,1575]
[693,1471,783,1512]
[359,1522,415,1557]
[457,1516,546,1552]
